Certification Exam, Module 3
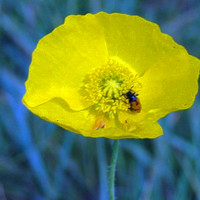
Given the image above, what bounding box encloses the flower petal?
[23,13,108,111]
[96,12,187,76]
[139,55,200,120]
[23,96,162,139]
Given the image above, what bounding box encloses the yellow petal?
[139,55,200,120]
[96,12,187,76]
[91,121,163,139]
[23,96,162,139]
[23,13,108,111]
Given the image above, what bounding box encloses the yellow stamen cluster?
[84,58,141,117]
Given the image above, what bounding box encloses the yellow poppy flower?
[22,12,200,139]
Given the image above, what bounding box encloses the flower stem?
[109,140,119,200]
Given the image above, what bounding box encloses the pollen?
[84,58,141,117]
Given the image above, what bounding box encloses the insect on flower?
[94,119,105,130]
[125,91,141,113]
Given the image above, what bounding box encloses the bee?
[125,91,141,113]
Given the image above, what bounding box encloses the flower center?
[102,78,122,98]
[84,58,141,117]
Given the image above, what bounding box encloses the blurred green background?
[0,0,200,200]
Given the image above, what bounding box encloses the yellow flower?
[22,12,200,139]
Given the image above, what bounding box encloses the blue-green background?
[0,0,200,199]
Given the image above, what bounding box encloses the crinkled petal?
[23,97,163,139]
[23,13,108,111]
[139,55,200,120]
[96,12,187,76]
